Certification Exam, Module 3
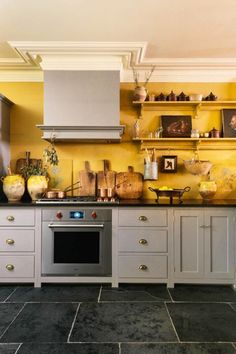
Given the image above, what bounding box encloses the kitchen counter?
[1,199,236,207]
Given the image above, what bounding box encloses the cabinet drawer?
[0,229,35,252]
[118,209,168,227]
[119,255,167,278]
[0,256,34,278]
[119,228,167,253]
[0,209,35,226]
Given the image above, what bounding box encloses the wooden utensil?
[77,161,96,196]
[15,151,41,174]
[97,160,116,190]
[115,166,143,199]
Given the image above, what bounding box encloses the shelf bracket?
[193,103,201,119]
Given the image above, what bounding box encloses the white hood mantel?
[37,70,125,142]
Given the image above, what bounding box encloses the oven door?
[42,222,111,276]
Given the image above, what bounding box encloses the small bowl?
[189,94,203,101]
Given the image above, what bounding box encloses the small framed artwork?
[161,115,192,138]
[160,155,178,173]
[222,109,236,137]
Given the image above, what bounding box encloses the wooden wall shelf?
[133,137,236,150]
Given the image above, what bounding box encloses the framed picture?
[161,115,192,138]
[222,109,236,137]
[160,155,177,173]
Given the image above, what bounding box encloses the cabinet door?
[204,209,235,279]
[174,210,204,279]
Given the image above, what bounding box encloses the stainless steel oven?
[42,208,112,276]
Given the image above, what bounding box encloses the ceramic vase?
[27,175,48,201]
[199,181,217,201]
[2,175,25,202]
[133,86,147,102]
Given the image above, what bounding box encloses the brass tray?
[148,186,191,204]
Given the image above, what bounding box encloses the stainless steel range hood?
[37,70,125,142]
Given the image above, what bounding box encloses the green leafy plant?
[43,143,59,166]
[20,162,48,180]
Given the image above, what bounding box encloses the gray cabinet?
[174,208,235,283]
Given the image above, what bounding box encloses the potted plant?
[21,142,59,201]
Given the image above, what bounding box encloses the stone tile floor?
[0,284,235,353]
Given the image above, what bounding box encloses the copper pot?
[107,187,115,198]
[45,190,59,199]
[98,188,108,198]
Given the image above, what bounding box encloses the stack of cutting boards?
[76,162,143,199]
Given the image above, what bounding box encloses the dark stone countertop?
[0,199,236,207]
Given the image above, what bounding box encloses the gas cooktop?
[35,196,119,205]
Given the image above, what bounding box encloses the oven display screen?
[70,211,84,219]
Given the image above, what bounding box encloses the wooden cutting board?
[15,151,41,174]
[77,161,96,196]
[115,166,143,199]
[97,160,116,189]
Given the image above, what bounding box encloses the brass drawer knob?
[138,264,148,271]
[139,239,148,245]
[6,264,14,271]
[6,239,15,245]
[7,216,15,222]
[138,216,147,221]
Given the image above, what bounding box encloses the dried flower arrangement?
[132,66,156,87]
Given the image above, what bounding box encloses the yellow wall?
[1,81,236,199]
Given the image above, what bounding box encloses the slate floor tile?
[70,302,177,342]
[17,342,119,354]
[100,284,171,302]
[0,286,17,302]
[120,343,236,354]
[7,284,100,303]
[231,303,236,311]
[0,303,23,338]
[167,302,236,342]
[0,303,78,343]
[169,285,236,302]
[0,343,20,354]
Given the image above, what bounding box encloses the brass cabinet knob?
[7,216,15,222]
[6,264,14,271]
[139,239,148,245]
[6,239,15,245]
[138,264,148,271]
[138,215,147,221]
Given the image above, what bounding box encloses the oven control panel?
[44,208,111,222]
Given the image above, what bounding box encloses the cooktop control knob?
[56,211,63,220]
[91,211,97,219]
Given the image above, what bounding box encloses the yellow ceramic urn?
[1,175,25,202]
[27,175,48,201]
[199,181,217,201]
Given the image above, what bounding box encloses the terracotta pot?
[133,86,147,102]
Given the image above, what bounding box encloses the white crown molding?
[0,41,236,82]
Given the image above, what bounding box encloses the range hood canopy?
[38,70,125,142]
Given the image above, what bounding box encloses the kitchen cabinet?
[0,208,39,286]
[173,208,235,283]
[117,208,171,284]
[132,100,236,150]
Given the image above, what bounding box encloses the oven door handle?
[48,223,104,228]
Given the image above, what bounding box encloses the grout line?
[98,285,102,303]
[166,288,174,302]
[67,303,81,343]
[14,343,22,354]
[118,342,122,354]
[232,342,236,350]
[0,303,26,341]
[3,286,19,303]
[164,302,181,343]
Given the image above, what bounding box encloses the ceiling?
[1,0,236,82]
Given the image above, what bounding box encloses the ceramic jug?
[1,175,25,201]
[27,175,48,201]
[199,181,217,201]
[133,86,147,102]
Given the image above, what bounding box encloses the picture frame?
[160,155,178,173]
[222,109,236,137]
[161,115,192,138]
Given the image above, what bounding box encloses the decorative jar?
[1,175,25,201]
[199,181,217,201]
[133,86,147,102]
[27,175,48,201]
